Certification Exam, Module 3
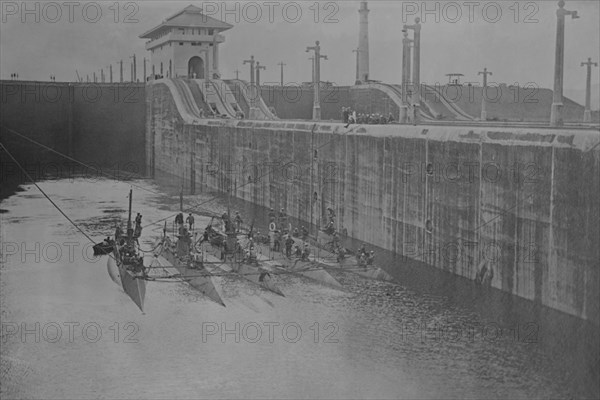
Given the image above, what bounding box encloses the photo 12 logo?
[1,241,101,264]
[1,2,139,24]
[400,1,540,24]
[199,1,340,24]
[201,321,340,344]
[1,321,140,344]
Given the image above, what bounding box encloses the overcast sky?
[1,0,599,93]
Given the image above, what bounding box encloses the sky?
[1,0,599,96]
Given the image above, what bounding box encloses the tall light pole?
[243,55,258,119]
[243,55,256,85]
[550,0,579,127]
[278,61,286,86]
[478,67,492,121]
[143,57,147,83]
[255,61,266,86]
[306,40,328,120]
[352,48,360,84]
[131,54,137,82]
[234,69,240,80]
[119,60,123,83]
[109,64,113,83]
[404,17,421,99]
[400,29,413,123]
[309,56,315,84]
[581,57,598,123]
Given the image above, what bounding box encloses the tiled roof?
[139,5,233,38]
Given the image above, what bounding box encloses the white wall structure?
[139,5,233,80]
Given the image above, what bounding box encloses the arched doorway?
[188,56,204,79]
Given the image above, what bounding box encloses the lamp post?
[352,48,360,85]
[306,40,328,120]
[478,67,492,121]
[581,58,598,123]
[255,61,266,86]
[278,61,286,86]
[550,0,579,127]
[404,17,421,96]
[400,29,413,123]
[243,55,258,119]
[130,54,137,82]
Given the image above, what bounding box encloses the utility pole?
[352,48,360,84]
[255,61,266,86]
[243,55,256,85]
[405,17,422,108]
[131,54,137,82]
[306,40,328,120]
[143,57,147,83]
[93,71,97,83]
[550,0,579,127]
[243,55,257,118]
[101,68,105,83]
[400,29,413,123]
[581,57,598,123]
[405,18,421,93]
[119,60,123,83]
[109,64,113,83]
[278,61,286,86]
[478,67,493,121]
[234,69,240,80]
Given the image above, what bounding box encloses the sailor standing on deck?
[301,243,310,261]
[274,230,282,252]
[134,214,143,239]
[115,224,123,241]
[366,251,375,267]
[186,213,195,232]
[234,212,243,232]
[278,208,287,228]
[268,208,276,223]
[332,232,340,249]
[285,235,294,258]
[301,226,308,240]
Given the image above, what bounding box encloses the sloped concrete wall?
[147,81,600,325]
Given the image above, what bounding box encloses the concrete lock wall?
[1,81,146,169]
[147,82,600,325]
